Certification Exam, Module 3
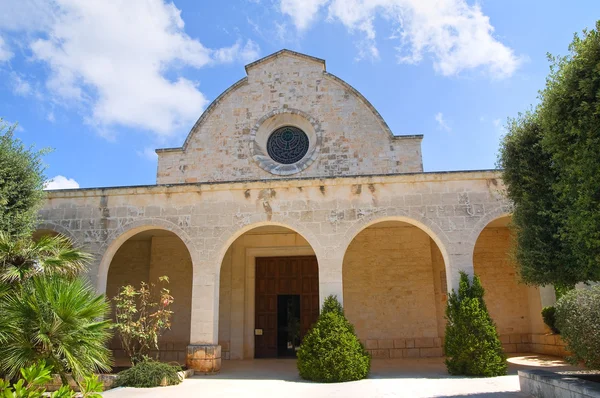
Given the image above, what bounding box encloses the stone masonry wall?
[156,51,422,184]
[219,227,313,359]
[343,223,443,358]
[474,226,540,353]
[39,170,530,347]
[105,234,192,363]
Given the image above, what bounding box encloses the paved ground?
[103,354,581,397]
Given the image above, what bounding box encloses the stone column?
[445,249,475,294]
[539,285,557,307]
[318,253,344,306]
[187,261,221,374]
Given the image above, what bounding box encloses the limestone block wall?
[474,226,545,353]
[156,51,423,184]
[218,227,314,359]
[38,170,515,348]
[343,224,444,358]
[105,234,192,363]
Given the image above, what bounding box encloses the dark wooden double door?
[254,256,319,358]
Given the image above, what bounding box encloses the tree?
[0,232,90,286]
[112,277,174,365]
[444,272,507,377]
[0,275,112,383]
[0,119,49,238]
[499,22,600,286]
[296,295,370,383]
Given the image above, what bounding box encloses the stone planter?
[519,369,600,397]
[186,344,221,374]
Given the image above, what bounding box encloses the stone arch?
[341,215,450,358]
[467,206,512,244]
[341,214,451,277]
[34,222,79,245]
[96,218,197,294]
[213,217,323,278]
[471,212,542,351]
[215,219,322,359]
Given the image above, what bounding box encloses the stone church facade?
[38,50,564,374]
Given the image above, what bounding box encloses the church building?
[38,50,564,374]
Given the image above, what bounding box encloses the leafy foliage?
[0,232,90,286]
[112,276,174,364]
[444,272,507,377]
[0,119,49,238]
[0,275,112,382]
[296,295,370,383]
[541,306,560,334]
[555,286,600,369]
[115,360,182,388]
[0,360,103,397]
[498,22,600,286]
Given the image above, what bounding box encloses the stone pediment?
[155,49,423,184]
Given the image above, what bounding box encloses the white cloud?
[435,112,451,131]
[136,147,159,161]
[279,0,520,77]
[47,111,55,122]
[280,0,329,31]
[213,39,260,64]
[11,74,32,96]
[0,35,12,62]
[44,175,80,190]
[0,0,260,138]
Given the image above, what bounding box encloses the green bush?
[0,360,102,398]
[555,286,600,369]
[541,306,560,334]
[296,295,370,383]
[115,360,182,388]
[444,272,507,377]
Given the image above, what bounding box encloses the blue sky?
[0,0,598,189]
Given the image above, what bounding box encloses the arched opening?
[342,220,447,359]
[473,215,546,353]
[105,228,193,364]
[218,225,319,360]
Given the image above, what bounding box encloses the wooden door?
[254,256,319,358]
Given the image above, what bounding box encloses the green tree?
[0,232,90,286]
[0,275,112,383]
[444,272,507,377]
[499,22,600,286]
[0,119,49,238]
[296,295,370,383]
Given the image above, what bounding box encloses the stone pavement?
[103,354,581,398]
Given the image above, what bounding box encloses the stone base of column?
[186,345,221,375]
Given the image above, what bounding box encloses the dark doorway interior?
[277,295,301,357]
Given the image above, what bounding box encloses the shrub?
[112,276,174,365]
[0,275,112,382]
[555,286,600,369]
[0,360,102,397]
[541,306,560,334]
[297,295,370,383]
[115,360,182,388]
[444,272,507,377]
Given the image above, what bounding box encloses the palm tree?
[0,275,113,382]
[0,232,91,285]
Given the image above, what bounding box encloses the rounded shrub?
[444,272,507,377]
[541,306,560,334]
[555,286,600,369]
[115,360,182,388]
[297,295,370,383]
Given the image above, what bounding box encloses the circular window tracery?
[266,126,309,164]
